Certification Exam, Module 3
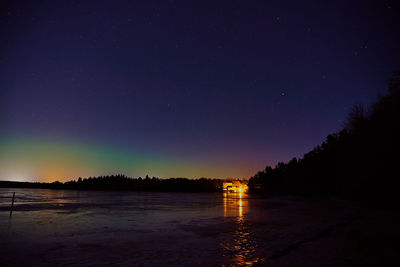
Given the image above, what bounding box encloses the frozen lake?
[0,188,378,266]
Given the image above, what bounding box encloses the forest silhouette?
[0,175,223,192]
[248,72,400,201]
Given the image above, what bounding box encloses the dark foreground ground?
[0,188,399,266]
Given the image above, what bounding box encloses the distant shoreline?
[0,178,226,193]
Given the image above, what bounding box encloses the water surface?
[0,188,352,266]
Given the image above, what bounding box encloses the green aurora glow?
[0,137,243,182]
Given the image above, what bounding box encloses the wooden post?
[9,192,15,218]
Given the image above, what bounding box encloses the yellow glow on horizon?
[0,137,253,182]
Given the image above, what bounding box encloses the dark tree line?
[248,73,400,201]
[0,175,223,192]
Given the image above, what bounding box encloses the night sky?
[1,1,399,182]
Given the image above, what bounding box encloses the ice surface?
[0,188,368,266]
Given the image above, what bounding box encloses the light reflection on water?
[221,193,264,266]
[1,188,269,265]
